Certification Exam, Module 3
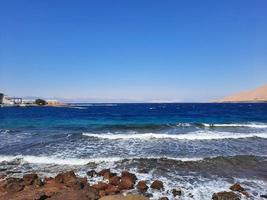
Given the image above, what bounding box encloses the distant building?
[0,93,4,104]
[46,100,60,106]
[22,99,35,105]
[12,98,22,104]
[3,96,13,105]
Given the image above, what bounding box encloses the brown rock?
[121,171,137,183]
[137,181,148,192]
[92,182,109,190]
[118,176,135,190]
[150,180,164,190]
[100,194,149,200]
[160,198,169,200]
[109,176,121,186]
[55,171,76,184]
[172,188,182,197]
[98,169,111,179]
[5,177,24,193]
[229,183,249,197]
[23,173,38,185]
[105,184,120,195]
[212,191,240,200]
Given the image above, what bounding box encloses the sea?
[0,103,267,199]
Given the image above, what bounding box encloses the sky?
[0,0,267,102]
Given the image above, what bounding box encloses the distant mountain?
[219,84,267,102]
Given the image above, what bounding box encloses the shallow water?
[0,103,267,199]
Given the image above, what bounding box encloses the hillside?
[220,84,267,102]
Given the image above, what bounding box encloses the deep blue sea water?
[0,103,267,199]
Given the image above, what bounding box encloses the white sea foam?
[0,155,203,166]
[82,131,267,140]
[201,123,267,128]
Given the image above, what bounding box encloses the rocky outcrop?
[137,181,148,192]
[100,194,149,200]
[150,180,164,190]
[212,191,240,200]
[229,183,249,197]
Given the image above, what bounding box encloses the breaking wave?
[82,131,267,140]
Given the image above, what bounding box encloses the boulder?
[118,176,135,190]
[137,181,148,192]
[121,171,137,183]
[260,195,267,198]
[100,194,149,200]
[172,188,182,197]
[109,176,121,186]
[98,169,111,179]
[229,183,249,197]
[212,191,240,200]
[150,180,164,190]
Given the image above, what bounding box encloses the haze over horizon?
[1,0,267,102]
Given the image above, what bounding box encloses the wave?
[0,155,203,166]
[82,131,267,140]
[200,123,267,128]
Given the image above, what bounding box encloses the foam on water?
[201,123,267,128]
[82,131,267,140]
[0,155,204,166]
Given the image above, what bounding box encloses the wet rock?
[229,183,249,197]
[160,198,169,200]
[121,171,137,184]
[100,194,149,200]
[87,170,97,177]
[172,188,182,197]
[212,191,240,200]
[118,175,135,190]
[151,180,164,190]
[92,182,109,190]
[5,177,24,193]
[137,180,148,192]
[98,169,111,179]
[109,176,121,186]
[260,195,267,198]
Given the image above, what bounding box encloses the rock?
[92,182,109,190]
[229,183,249,197]
[100,194,149,200]
[121,171,137,183]
[23,173,43,187]
[105,184,120,195]
[118,176,135,190]
[150,180,164,190]
[87,170,97,177]
[35,191,49,200]
[160,198,169,200]
[109,176,121,186]
[172,188,182,197]
[260,195,267,198]
[137,181,148,192]
[98,169,111,179]
[5,177,24,193]
[229,183,245,192]
[55,171,76,184]
[212,191,240,200]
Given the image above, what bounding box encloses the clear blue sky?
[0,0,266,102]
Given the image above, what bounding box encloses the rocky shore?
[0,168,260,200]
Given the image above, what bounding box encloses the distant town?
[0,93,64,107]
